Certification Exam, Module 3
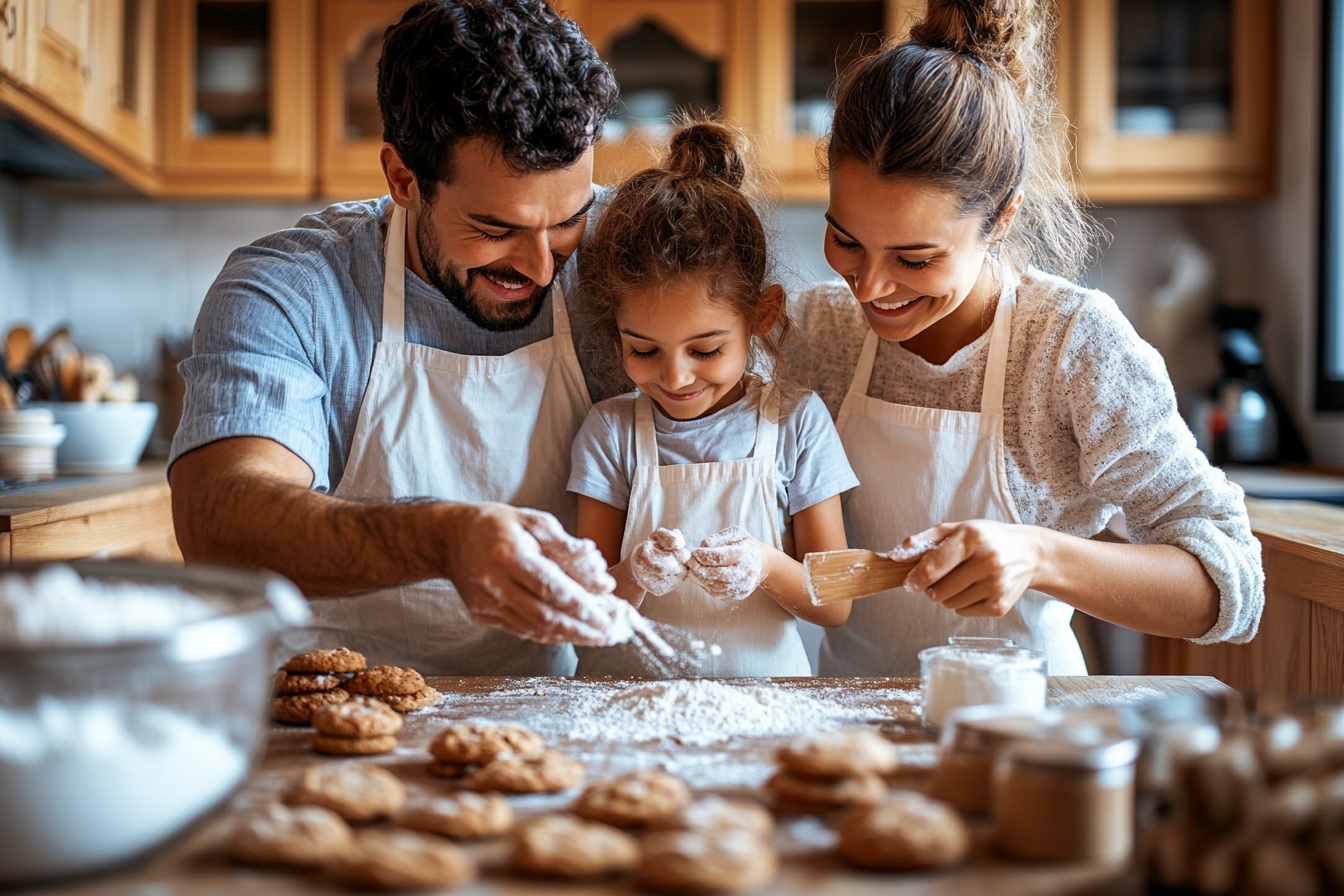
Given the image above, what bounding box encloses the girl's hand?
[629,527,692,596]
[688,526,764,601]
[902,520,1046,617]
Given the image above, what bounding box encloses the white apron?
[820,278,1087,677]
[310,203,592,675]
[576,380,811,678]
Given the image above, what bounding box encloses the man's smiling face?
[407,137,595,331]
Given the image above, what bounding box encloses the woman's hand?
[902,520,1046,617]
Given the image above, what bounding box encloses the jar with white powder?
[0,562,308,885]
[919,637,1047,731]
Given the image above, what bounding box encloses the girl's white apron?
[311,203,592,675]
[577,380,811,677]
[821,278,1086,676]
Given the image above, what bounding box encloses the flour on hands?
[688,527,763,601]
[630,528,693,596]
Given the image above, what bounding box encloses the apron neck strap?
[634,394,658,467]
[849,331,881,396]
[382,203,407,344]
[980,274,1015,417]
[751,377,780,466]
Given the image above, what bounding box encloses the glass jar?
[930,705,1060,814]
[992,736,1142,863]
[919,638,1047,730]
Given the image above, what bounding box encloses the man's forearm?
[173,466,456,596]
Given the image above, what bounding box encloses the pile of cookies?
[768,728,970,872]
[269,647,442,729]
[310,697,403,756]
[426,721,586,792]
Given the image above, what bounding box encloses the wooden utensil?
[4,325,33,374]
[805,549,922,605]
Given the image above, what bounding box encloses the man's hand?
[629,527,692,596]
[442,503,625,646]
[688,526,764,601]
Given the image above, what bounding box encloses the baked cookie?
[468,751,586,794]
[312,696,404,738]
[427,759,472,780]
[229,802,352,868]
[398,792,514,839]
[765,768,886,814]
[331,828,476,891]
[283,646,367,673]
[646,796,774,837]
[639,829,778,894]
[344,665,427,697]
[287,762,407,823]
[377,686,442,713]
[572,770,691,827]
[776,728,901,778]
[272,670,348,695]
[429,722,545,765]
[836,792,971,870]
[311,734,399,756]
[272,688,351,725]
[511,815,640,878]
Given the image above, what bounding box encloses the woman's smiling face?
[824,159,1017,362]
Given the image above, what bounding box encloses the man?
[169,0,624,675]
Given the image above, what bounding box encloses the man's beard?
[415,205,552,332]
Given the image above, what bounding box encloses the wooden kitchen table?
[25,675,1232,896]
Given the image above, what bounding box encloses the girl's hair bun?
[665,120,748,190]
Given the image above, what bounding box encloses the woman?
[796,0,1264,675]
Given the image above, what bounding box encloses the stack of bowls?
[0,408,67,480]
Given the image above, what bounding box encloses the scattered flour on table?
[566,679,890,746]
[1050,683,1173,708]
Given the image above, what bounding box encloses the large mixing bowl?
[0,561,310,885]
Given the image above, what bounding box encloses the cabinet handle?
[0,1,15,40]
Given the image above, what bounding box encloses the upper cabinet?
[24,0,94,120]
[561,0,754,187]
[754,0,919,201]
[158,0,316,197]
[1056,0,1275,202]
[0,1,20,75]
[90,0,158,165]
[318,0,405,200]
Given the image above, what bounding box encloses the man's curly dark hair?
[377,0,618,190]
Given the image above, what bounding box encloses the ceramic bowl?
[27,402,157,473]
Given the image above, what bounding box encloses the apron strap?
[752,378,781,468]
[381,203,407,345]
[633,394,658,468]
[980,274,1015,417]
[550,281,573,337]
[850,331,881,397]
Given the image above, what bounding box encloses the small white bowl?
[27,402,157,473]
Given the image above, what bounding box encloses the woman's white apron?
[310,203,592,675]
[577,381,811,677]
[821,280,1086,676]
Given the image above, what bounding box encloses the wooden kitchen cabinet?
[0,465,182,564]
[0,0,19,75]
[317,0,406,200]
[23,0,94,122]
[1056,0,1275,202]
[753,0,920,201]
[158,0,317,197]
[90,0,159,166]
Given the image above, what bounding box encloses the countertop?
[25,674,1232,896]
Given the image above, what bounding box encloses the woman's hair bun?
[910,0,1026,72]
[665,120,748,189]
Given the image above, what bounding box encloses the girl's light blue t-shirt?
[568,386,859,533]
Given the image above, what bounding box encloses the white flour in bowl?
[0,699,248,882]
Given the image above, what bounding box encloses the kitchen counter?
[27,674,1230,896]
[1146,497,1344,697]
[0,463,179,564]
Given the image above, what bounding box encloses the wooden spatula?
[804,549,922,605]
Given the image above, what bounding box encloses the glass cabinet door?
[318,0,409,199]
[160,0,316,197]
[756,0,920,201]
[565,0,750,185]
[1063,0,1274,201]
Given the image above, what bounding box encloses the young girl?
[568,120,858,677]
[795,0,1264,676]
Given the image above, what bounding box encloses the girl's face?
[616,276,758,421]
[824,160,1015,361]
